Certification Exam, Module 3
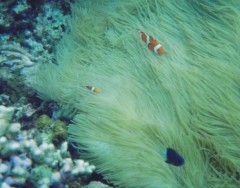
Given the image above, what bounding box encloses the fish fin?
[162,149,167,158]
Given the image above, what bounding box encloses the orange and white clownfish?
[86,85,100,93]
[140,31,164,55]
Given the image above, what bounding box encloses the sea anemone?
[25,0,240,187]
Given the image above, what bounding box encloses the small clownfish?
[86,85,100,93]
[140,31,164,55]
[163,147,185,167]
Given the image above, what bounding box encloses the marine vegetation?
[25,0,240,187]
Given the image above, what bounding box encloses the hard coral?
[0,105,94,187]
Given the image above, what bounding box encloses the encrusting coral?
[25,0,240,187]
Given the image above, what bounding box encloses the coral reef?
[25,0,240,187]
[0,44,35,69]
[35,114,67,145]
[0,0,71,67]
[0,0,104,187]
[2,0,239,187]
[0,0,72,113]
[83,181,112,188]
[0,105,95,188]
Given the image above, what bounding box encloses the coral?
[0,105,95,188]
[0,0,85,187]
[33,2,69,47]
[35,114,67,145]
[0,44,35,69]
[0,40,31,99]
[36,114,52,129]
[25,0,240,187]
[0,105,16,137]
[0,0,71,70]
[0,43,37,107]
[29,165,52,188]
[12,0,29,15]
[0,0,33,37]
[51,119,67,144]
[0,1,16,33]
[83,181,112,188]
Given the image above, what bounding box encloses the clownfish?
[140,31,164,55]
[163,147,185,167]
[86,85,100,93]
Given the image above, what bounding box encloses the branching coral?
[0,44,35,69]
[0,105,95,187]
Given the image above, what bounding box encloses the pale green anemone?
[26,0,240,187]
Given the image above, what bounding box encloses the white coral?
[0,106,15,136]
[0,45,35,69]
[0,105,95,187]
